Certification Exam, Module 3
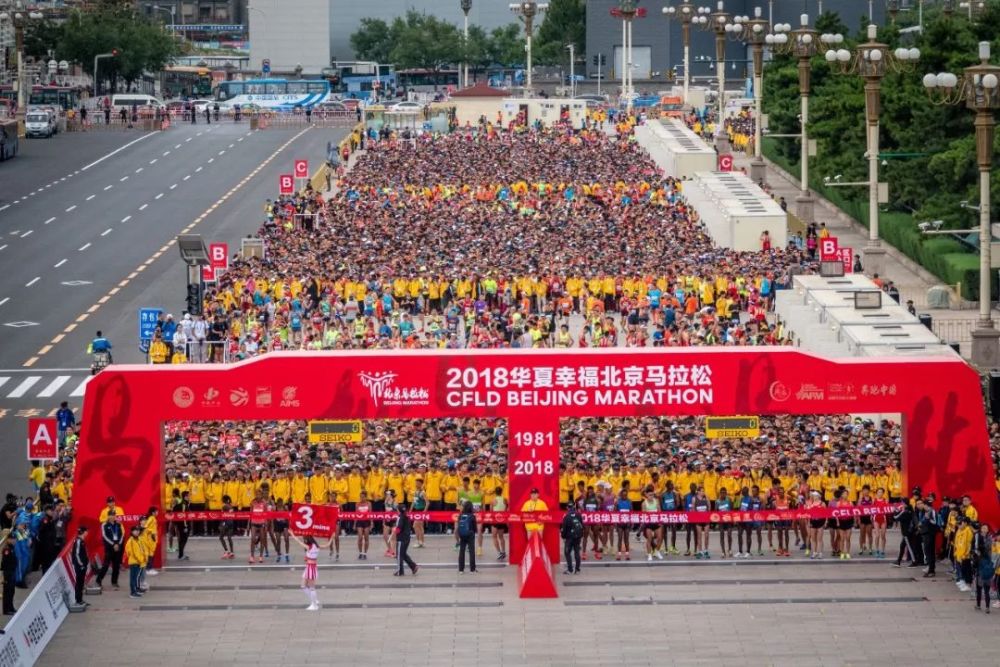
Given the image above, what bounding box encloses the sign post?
[294,159,309,190]
[201,242,229,283]
[279,173,294,195]
[718,154,734,172]
[138,307,163,353]
[819,236,839,261]
[28,418,58,460]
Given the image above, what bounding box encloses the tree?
[350,18,393,64]
[22,19,64,61]
[488,24,525,68]
[387,11,462,88]
[535,0,585,65]
[462,25,493,82]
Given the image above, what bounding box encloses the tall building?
[586,0,890,83]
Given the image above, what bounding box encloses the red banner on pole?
[279,174,294,195]
[838,246,854,274]
[294,159,309,179]
[718,154,734,172]
[27,418,58,460]
[201,242,229,283]
[820,236,839,260]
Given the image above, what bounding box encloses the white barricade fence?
[0,547,75,667]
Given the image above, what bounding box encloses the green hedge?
[762,139,989,301]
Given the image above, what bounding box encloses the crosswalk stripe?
[7,376,41,398]
[69,377,91,397]
[0,377,9,393]
[38,375,71,398]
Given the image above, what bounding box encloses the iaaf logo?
[358,371,429,407]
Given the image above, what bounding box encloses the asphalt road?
[0,121,348,497]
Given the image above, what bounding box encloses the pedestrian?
[892,499,917,567]
[125,525,145,598]
[973,522,994,612]
[35,505,57,572]
[12,519,30,588]
[917,497,938,577]
[95,512,123,590]
[392,503,418,576]
[954,515,975,592]
[1,529,16,615]
[56,401,75,448]
[174,491,191,561]
[560,503,584,574]
[520,487,549,538]
[204,106,211,124]
[218,495,236,559]
[290,533,333,611]
[70,526,89,606]
[455,501,477,573]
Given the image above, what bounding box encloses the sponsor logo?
[229,387,249,407]
[280,386,301,407]
[172,386,194,408]
[768,381,790,402]
[201,387,220,407]
[826,382,857,400]
[255,386,272,408]
[358,371,429,407]
[795,383,825,400]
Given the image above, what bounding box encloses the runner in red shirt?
[249,491,267,564]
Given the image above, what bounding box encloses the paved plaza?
[36,535,999,666]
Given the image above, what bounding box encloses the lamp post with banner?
[923,41,1000,366]
[696,1,733,154]
[823,23,920,277]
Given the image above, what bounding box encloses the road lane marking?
[150,159,158,164]
[170,184,177,189]
[7,376,41,397]
[101,228,112,237]
[54,259,67,268]
[65,205,76,212]
[183,175,191,181]
[186,137,192,142]
[80,133,159,171]
[25,277,40,287]
[163,151,171,156]
[70,377,90,397]
[136,167,144,173]
[104,185,113,191]
[86,195,96,201]
[0,297,8,306]
[218,150,225,155]
[20,230,32,238]
[121,215,132,223]
[44,217,56,225]
[38,376,71,398]
[228,143,234,149]
[207,158,214,163]
[155,193,164,199]
[78,243,91,251]
[195,166,203,172]
[27,126,313,364]
[175,144,181,149]
[139,204,148,210]
[120,176,129,182]
[0,205,9,212]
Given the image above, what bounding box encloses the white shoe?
[654,551,664,560]
[146,569,159,576]
[647,554,653,561]
[306,603,319,611]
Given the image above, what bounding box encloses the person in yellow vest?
[291,469,309,504]
[148,332,168,364]
[170,346,187,364]
[188,473,207,536]
[141,508,159,577]
[125,525,146,598]
[309,470,327,507]
[272,471,292,505]
[521,488,549,535]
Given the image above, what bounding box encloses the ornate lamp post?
[924,41,1000,366]
[726,7,770,183]
[662,2,705,106]
[460,0,472,88]
[509,2,548,93]
[886,0,900,23]
[768,14,821,224]
[613,1,639,112]
[0,2,43,135]
[823,24,920,276]
[959,1,987,19]
[696,1,732,154]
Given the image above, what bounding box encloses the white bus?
[214,79,333,110]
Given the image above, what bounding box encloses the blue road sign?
[138,307,162,353]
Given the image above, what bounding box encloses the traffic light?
[592,54,606,67]
[185,281,203,317]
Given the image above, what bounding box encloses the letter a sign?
[28,418,58,460]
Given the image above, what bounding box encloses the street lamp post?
[959,1,986,20]
[461,0,472,89]
[823,24,920,277]
[727,7,770,183]
[152,4,175,36]
[696,2,733,154]
[0,4,43,135]
[769,14,820,224]
[886,0,900,23]
[615,1,639,112]
[566,43,575,98]
[663,2,705,107]
[509,2,548,94]
[924,41,1000,366]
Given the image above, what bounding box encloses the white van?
[110,94,164,110]
[25,109,57,138]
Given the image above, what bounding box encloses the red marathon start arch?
[70,348,1000,564]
